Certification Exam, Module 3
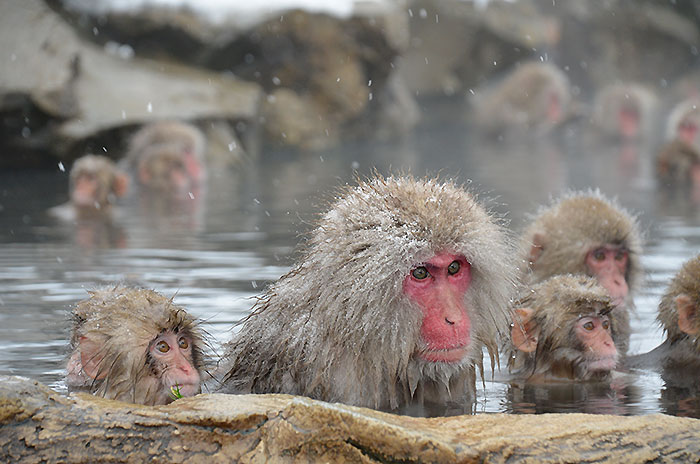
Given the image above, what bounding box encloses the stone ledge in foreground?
[1,375,698,462]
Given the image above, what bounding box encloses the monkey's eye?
[614,250,627,261]
[178,337,189,350]
[411,267,429,280]
[447,261,461,275]
[592,249,606,261]
[602,319,610,330]
[583,321,595,331]
[156,341,170,353]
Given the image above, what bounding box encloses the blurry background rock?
[2,0,700,166]
[42,0,412,154]
[0,0,262,169]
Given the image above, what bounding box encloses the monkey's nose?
[445,318,455,325]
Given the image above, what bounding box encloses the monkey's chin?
[587,356,617,372]
[419,347,469,363]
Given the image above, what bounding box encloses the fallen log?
[1,375,699,462]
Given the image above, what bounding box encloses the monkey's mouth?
[419,346,469,363]
[586,355,618,371]
[169,382,200,398]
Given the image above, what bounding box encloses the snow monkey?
[510,274,619,381]
[473,61,571,135]
[628,254,700,372]
[520,190,643,355]
[657,139,700,188]
[665,99,700,149]
[50,154,128,221]
[219,176,517,413]
[591,82,657,140]
[66,286,209,406]
[125,120,207,196]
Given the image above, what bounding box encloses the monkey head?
[510,274,619,381]
[657,254,700,352]
[221,175,518,410]
[522,190,643,307]
[67,287,208,405]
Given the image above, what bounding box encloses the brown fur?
[591,82,657,139]
[520,190,643,355]
[50,154,127,221]
[126,120,205,170]
[219,175,517,411]
[658,255,700,344]
[473,61,571,134]
[627,255,700,372]
[665,99,700,145]
[657,139,700,184]
[67,286,209,405]
[510,274,616,380]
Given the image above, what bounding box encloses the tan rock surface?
[1,375,699,462]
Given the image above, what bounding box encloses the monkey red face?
[585,246,629,306]
[183,150,205,185]
[547,93,562,123]
[618,106,640,139]
[149,331,200,403]
[72,172,100,207]
[575,314,617,371]
[403,253,472,363]
[678,119,699,145]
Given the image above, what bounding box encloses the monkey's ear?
[511,307,539,353]
[676,294,699,335]
[527,233,545,268]
[113,173,129,197]
[79,337,107,380]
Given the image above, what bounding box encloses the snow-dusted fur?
[509,274,617,380]
[519,190,643,355]
[67,286,209,405]
[219,176,517,410]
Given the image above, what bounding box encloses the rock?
[207,9,407,149]
[48,2,416,152]
[537,0,700,97]
[2,375,700,462]
[0,0,262,168]
[400,0,559,97]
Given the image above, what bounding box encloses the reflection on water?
[2,101,700,416]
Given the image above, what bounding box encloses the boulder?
[2,375,700,462]
[0,0,262,168]
[47,1,415,152]
[400,0,560,97]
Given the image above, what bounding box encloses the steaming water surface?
[2,104,700,416]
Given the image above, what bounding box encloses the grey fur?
[219,176,518,410]
[519,190,643,355]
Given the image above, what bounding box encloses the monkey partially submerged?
[510,274,619,382]
[657,139,700,188]
[472,61,571,135]
[520,190,643,355]
[125,120,207,196]
[50,154,128,222]
[665,98,700,149]
[628,254,700,372]
[591,82,657,141]
[219,176,517,413]
[66,287,209,405]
